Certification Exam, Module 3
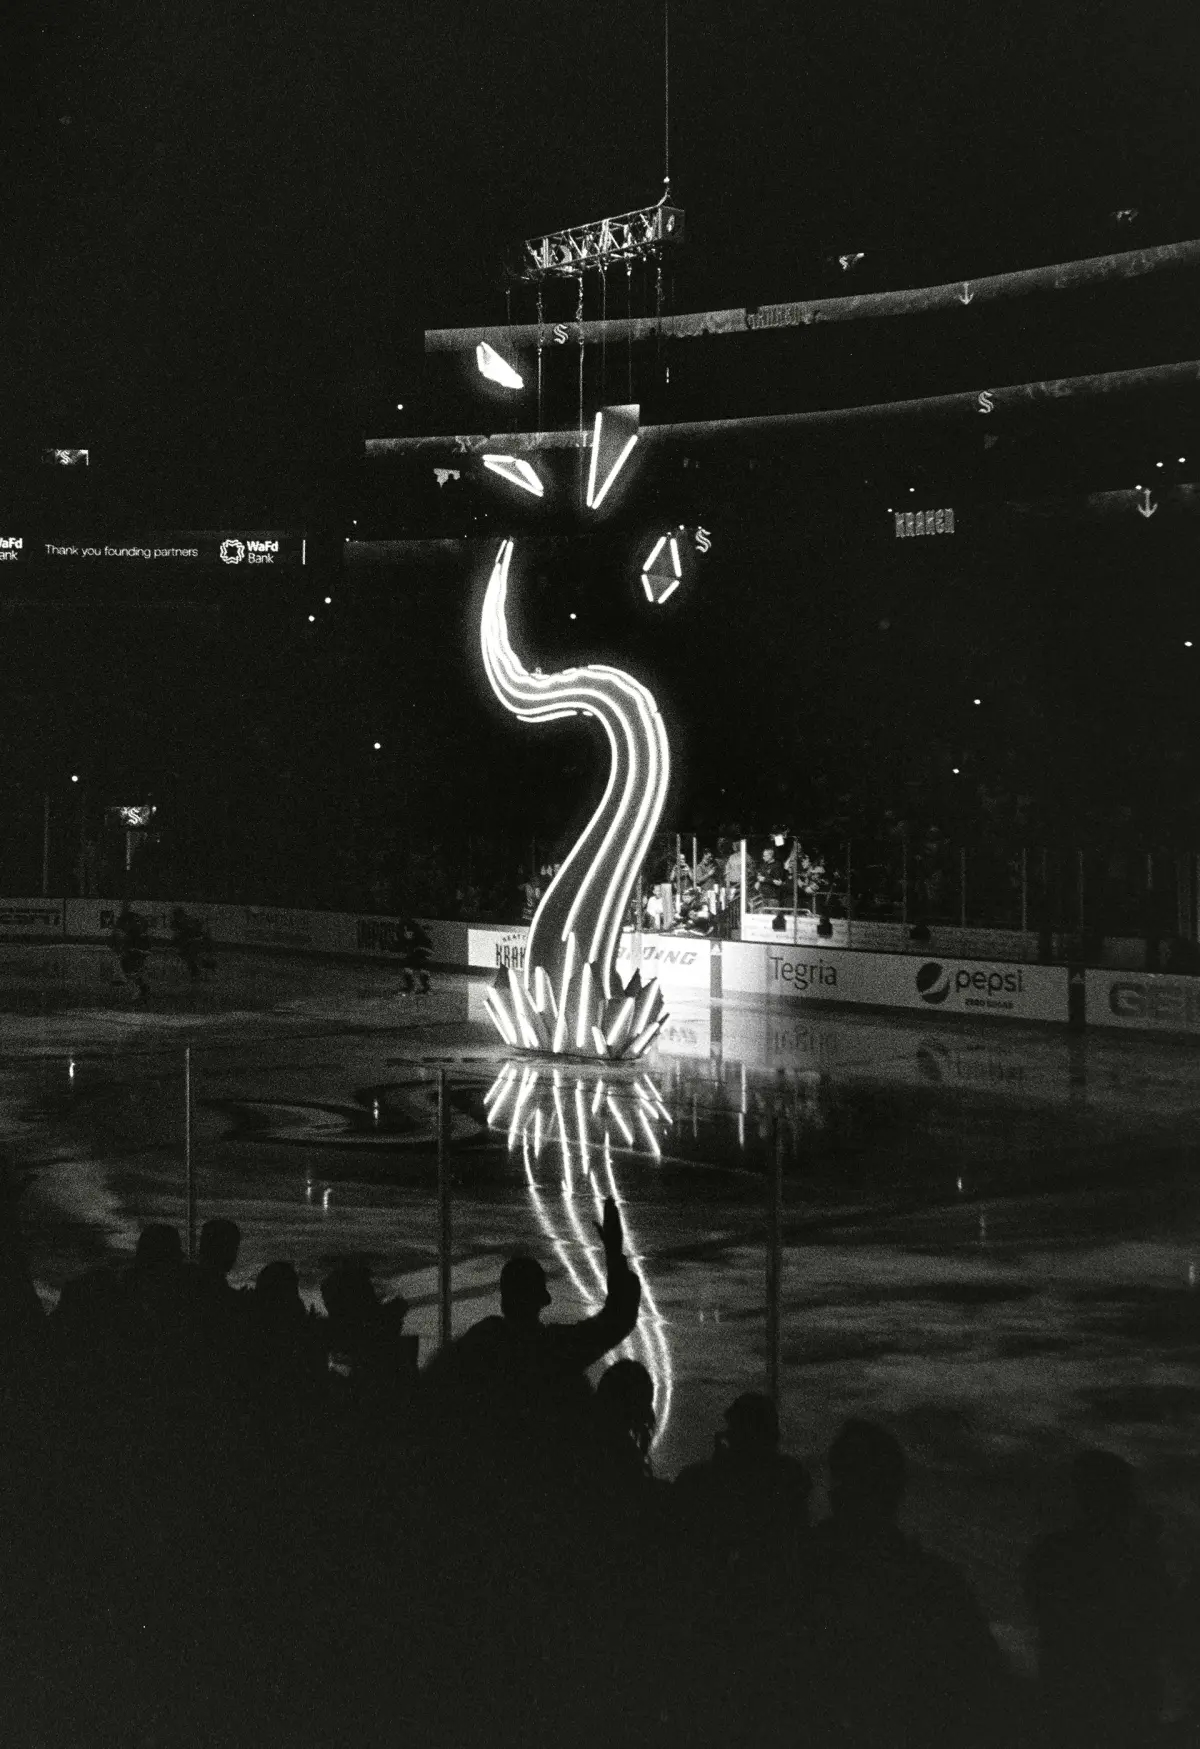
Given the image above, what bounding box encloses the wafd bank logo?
[219,539,245,565]
[916,961,1025,1009]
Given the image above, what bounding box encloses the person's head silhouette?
[499,1256,551,1325]
[828,1417,906,1524]
[1071,1450,1135,1529]
[198,1218,240,1278]
[133,1224,183,1272]
[597,1358,656,1458]
[716,1391,779,1462]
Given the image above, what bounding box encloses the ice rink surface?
[4,941,1200,1653]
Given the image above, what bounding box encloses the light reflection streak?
[492,1061,675,1448]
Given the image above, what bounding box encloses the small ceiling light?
[973,697,981,705]
[373,741,381,750]
[476,341,524,391]
[1180,457,1187,464]
[909,487,916,493]
[952,767,960,775]
[323,596,331,605]
[1156,461,1164,468]
[569,612,577,620]
[307,614,315,622]
[71,774,79,784]
[1186,641,1193,649]
[396,403,404,410]
[482,454,544,497]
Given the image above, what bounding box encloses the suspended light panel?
[585,404,641,510]
[482,455,544,498]
[476,342,524,391]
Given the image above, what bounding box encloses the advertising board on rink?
[1086,967,1200,1033]
[0,898,66,937]
[724,939,1068,1022]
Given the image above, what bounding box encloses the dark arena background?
[2,3,1200,1742]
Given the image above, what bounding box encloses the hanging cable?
[536,285,544,430]
[600,265,608,405]
[577,272,585,506]
[663,0,670,196]
[626,261,634,401]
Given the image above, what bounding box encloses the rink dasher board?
[723,941,1068,1022]
[1085,967,1200,1034]
[466,925,1068,1023]
[59,900,467,966]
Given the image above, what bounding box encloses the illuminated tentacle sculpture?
[481,537,670,1059]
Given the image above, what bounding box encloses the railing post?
[766,1117,784,1407]
[845,840,853,950]
[437,1067,452,1350]
[1021,847,1028,936]
[184,1046,195,1261]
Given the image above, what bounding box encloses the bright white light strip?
[605,995,635,1048]
[585,411,640,510]
[605,1094,634,1148]
[476,341,524,390]
[482,455,544,498]
[642,536,667,571]
[601,1131,674,1450]
[575,959,593,1052]
[484,990,519,1048]
[479,539,671,1049]
[637,1107,662,1159]
[669,537,681,578]
[630,1015,666,1058]
[552,931,576,1054]
[641,575,654,601]
[657,579,680,604]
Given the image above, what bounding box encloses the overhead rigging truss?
[517,201,685,281]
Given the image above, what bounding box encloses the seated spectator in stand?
[1025,1450,1173,1749]
[808,1417,1012,1748]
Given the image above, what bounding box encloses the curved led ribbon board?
[481,537,671,1059]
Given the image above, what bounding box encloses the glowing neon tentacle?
[480,540,670,1047]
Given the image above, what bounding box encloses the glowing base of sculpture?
[482,931,668,1059]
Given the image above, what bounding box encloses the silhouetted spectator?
[197,1217,240,1289]
[248,1261,325,1428]
[111,905,150,1003]
[808,1417,1012,1748]
[424,1195,640,1469]
[0,1176,46,1400]
[674,1392,812,1583]
[1025,1450,1173,1748]
[319,1259,415,1411]
[593,1358,657,1486]
[170,906,206,981]
[123,1223,190,1341]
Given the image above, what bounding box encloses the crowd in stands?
[0,1190,1194,1747]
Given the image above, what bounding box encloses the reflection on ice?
[486,1060,674,1446]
